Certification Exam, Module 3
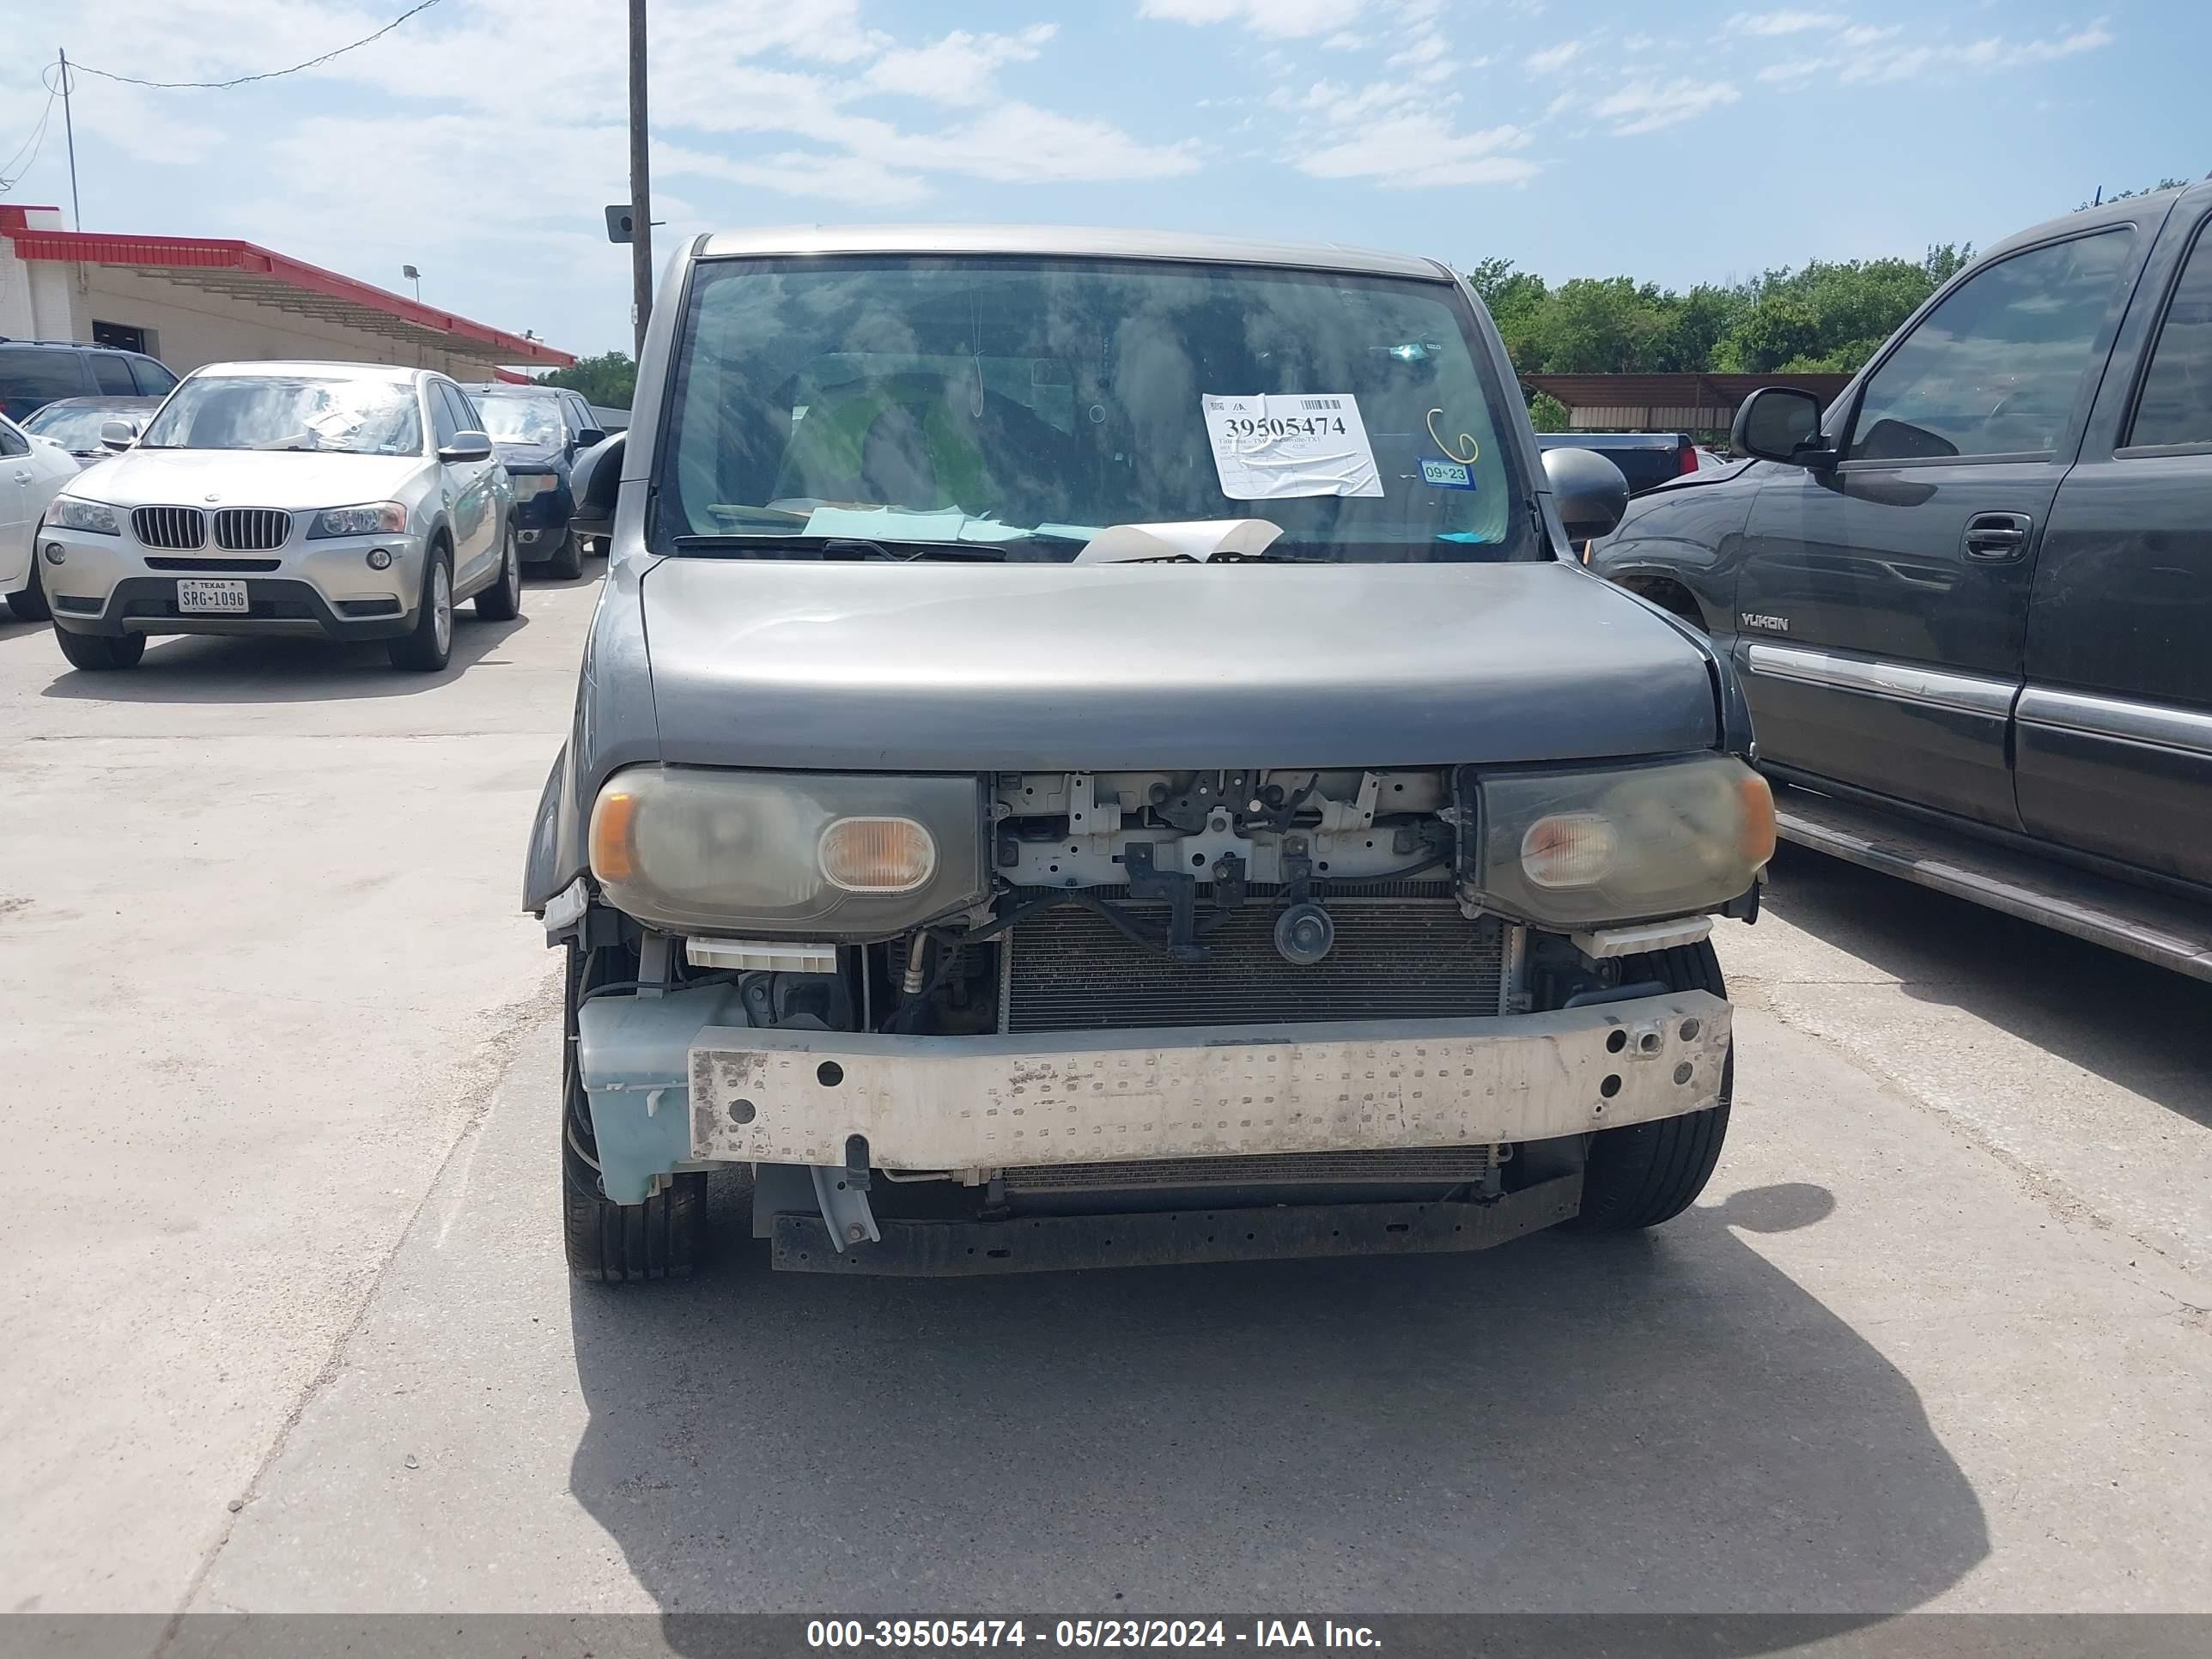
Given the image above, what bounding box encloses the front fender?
[520,551,664,915]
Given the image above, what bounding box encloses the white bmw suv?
[40,361,520,673]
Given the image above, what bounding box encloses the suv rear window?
[90,355,137,395]
[131,356,179,396]
[0,347,89,419]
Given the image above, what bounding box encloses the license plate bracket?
[176,579,249,614]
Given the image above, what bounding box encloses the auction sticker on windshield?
[1203,393,1382,501]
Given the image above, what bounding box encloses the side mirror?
[100,419,141,453]
[439,429,495,464]
[1732,386,1833,467]
[1541,446,1629,544]
[569,430,624,542]
[574,427,608,450]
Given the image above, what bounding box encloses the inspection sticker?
[1419,455,1477,490]
[1202,393,1383,501]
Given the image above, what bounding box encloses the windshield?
[24,402,137,453]
[657,255,1533,562]
[137,375,424,455]
[476,395,564,446]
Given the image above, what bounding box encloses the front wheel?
[1566,940,1733,1233]
[475,524,521,622]
[546,526,584,580]
[562,942,708,1282]
[53,625,144,672]
[387,544,453,672]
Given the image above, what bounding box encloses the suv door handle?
[1963,511,2033,561]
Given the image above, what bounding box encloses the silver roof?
[692,224,1455,281]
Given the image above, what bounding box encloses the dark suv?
[460,383,606,578]
[0,340,179,422]
[1590,181,2212,980]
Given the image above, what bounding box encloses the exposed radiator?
[1000,894,1509,1034]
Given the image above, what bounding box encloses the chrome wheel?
[431,561,453,655]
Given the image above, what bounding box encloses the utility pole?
[57,49,81,230]
[627,0,653,358]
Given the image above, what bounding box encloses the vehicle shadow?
[34,611,532,703]
[1759,842,2212,1132]
[565,1181,1984,1642]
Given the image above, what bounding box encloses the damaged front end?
[553,759,1765,1274]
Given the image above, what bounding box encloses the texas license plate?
[176,579,249,614]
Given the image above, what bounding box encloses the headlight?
[307,501,408,538]
[588,768,988,937]
[49,496,120,535]
[1474,755,1773,928]
[509,471,558,501]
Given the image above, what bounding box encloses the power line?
[0,85,58,190]
[63,0,444,91]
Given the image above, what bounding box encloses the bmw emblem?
[204,492,221,502]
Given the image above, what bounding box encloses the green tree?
[537,351,636,410]
[2076,178,2190,210]
[1526,391,1571,433]
[1463,255,1551,367]
[1712,250,1969,374]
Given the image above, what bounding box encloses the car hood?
[75,447,425,510]
[493,441,566,471]
[639,557,1717,771]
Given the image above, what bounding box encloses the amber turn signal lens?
[589,789,641,883]
[1520,811,1619,889]
[818,816,936,893]
[1740,771,1778,867]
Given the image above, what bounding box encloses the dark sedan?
[460,383,606,577]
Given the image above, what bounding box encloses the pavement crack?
[153,960,563,1645]
[1751,994,2199,1291]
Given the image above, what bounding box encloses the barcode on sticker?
[1298,398,1343,411]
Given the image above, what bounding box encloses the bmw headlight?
[588,768,988,937]
[510,471,558,501]
[307,501,408,538]
[50,495,121,535]
[1474,755,1774,928]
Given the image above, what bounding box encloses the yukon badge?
[1741,612,1791,633]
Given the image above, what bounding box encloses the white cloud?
[1526,39,1586,73]
[1323,30,1366,51]
[1384,30,1455,83]
[1299,112,1535,187]
[1728,9,1827,36]
[1761,19,2116,88]
[861,25,1055,106]
[1588,77,1741,135]
[1139,0,1365,40]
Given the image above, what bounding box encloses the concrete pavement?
[1,578,2207,1626]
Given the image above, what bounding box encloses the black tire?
[386,541,453,672]
[1567,940,1733,1233]
[53,624,144,672]
[546,526,584,580]
[475,522,522,622]
[562,941,708,1282]
[8,541,52,621]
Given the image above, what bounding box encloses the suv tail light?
[1677,441,1699,476]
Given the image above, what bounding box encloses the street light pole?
[627,0,653,358]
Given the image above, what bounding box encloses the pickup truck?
[528,226,1774,1283]
[1591,181,2212,979]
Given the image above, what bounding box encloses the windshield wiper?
[672,534,1008,562]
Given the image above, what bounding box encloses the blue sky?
[0,0,2203,359]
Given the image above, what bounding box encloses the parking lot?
[2,576,2207,1625]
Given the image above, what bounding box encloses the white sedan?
[3,413,82,622]
[37,361,520,673]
